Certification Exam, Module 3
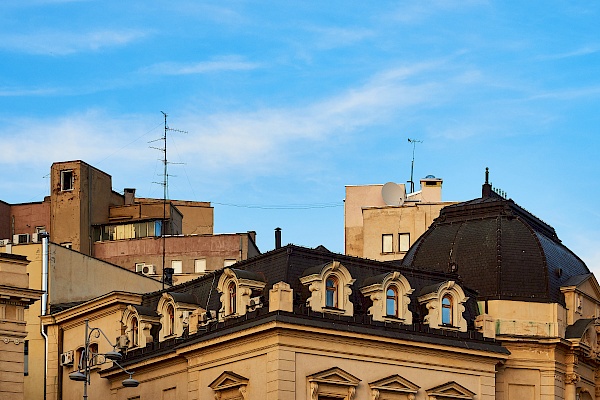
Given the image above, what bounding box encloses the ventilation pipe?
[275,227,282,249]
[41,232,50,400]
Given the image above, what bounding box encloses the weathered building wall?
[93,233,258,278]
[5,201,49,239]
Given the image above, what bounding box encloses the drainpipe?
[41,233,49,399]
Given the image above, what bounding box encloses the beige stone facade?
[344,177,456,261]
[0,252,42,400]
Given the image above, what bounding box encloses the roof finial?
[485,167,489,185]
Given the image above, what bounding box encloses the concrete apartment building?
[39,174,600,400]
[0,160,260,282]
[345,176,457,262]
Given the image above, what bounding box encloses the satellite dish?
[381,182,406,206]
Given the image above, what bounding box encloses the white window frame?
[194,258,207,273]
[382,234,393,253]
[399,232,410,252]
[171,260,183,274]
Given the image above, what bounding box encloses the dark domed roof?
[401,181,589,305]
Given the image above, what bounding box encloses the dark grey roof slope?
[402,181,589,306]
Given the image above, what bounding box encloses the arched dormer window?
[156,292,202,341]
[386,286,398,317]
[130,316,139,347]
[360,271,414,323]
[121,305,160,348]
[228,281,237,314]
[418,281,468,332]
[217,268,267,321]
[325,276,338,308]
[300,261,356,316]
[442,294,453,325]
[166,303,175,336]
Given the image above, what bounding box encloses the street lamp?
[68,319,139,399]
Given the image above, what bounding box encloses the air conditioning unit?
[136,264,155,275]
[0,239,10,246]
[60,350,74,366]
[31,233,40,243]
[13,234,30,244]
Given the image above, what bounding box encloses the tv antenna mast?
[407,138,422,194]
[149,111,187,289]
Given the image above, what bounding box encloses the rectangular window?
[60,170,73,191]
[224,259,236,267]
[171,260,183,274]
[399,233,410,252]
[382,234,393,253]
[24,340,28,376]
[194,259,207,273]
[154,220,163,237]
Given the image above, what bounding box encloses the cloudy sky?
[1,1,599,271]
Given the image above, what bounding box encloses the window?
[399,233,410,252]
[224,259,236,267]
[325,276,338,308]
[386,287,398,317]
[194,259,207,273]
[130,317,139,347]
[75,347,85,369]
[24,340,28,376]
[228,282,237,314]
[382,234,393,253]
[166,304,175,336]
[442,295,453,325]
[171,260,183,274]
[60,170,73,191]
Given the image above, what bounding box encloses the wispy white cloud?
[0,62,442,175]
[141,56,261,75]
[0,29,149,55]
[389,0,489,23]
[306,26,374,49]
[536,45,599,61]
[0,87,59,97]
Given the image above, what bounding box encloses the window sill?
[322,306,345,314]
[440,323,460,330]
[383,315,406,322]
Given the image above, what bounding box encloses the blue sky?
[1,1,599,271]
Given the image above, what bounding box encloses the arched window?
[130,317,139,347]
[325,276,338,308]
[442,295,453,325]
[386,286,398,317]
[166,304,175,336]
[228,282,237,314]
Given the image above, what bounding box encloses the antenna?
[149,111,188,289]
[407,138,422,194]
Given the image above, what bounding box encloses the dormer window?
[361,271,414,323]
[217,268,267,321]
[442,295,453,325]
[418,280,468,332]
[386,287,398,317]
[130,316,139,347]
[325,276,338,308]
[228,282,237,314]
[166,304,175,336]
[300,261,355,316]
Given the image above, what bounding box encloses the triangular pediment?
[209,371,249,391]
[369,374,419,393]
[307,367,360,386]
[561,274,600,301]
[426,381,475,399]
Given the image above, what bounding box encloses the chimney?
[124,188,136,205]
[275,227,282,249]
